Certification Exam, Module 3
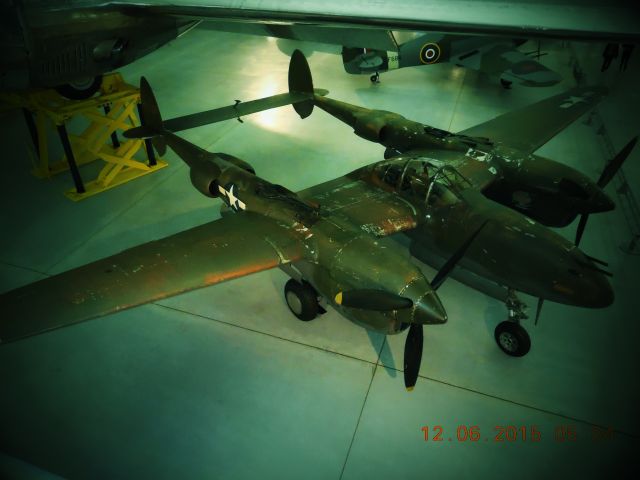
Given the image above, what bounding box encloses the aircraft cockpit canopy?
[374,156,470,207]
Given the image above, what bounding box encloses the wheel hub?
[69,77,96,90]
[286,291,303,315]
[499,331,519,353]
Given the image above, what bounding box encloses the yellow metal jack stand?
[2,73,168,200]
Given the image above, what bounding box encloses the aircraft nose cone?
[590,189,615,213]
[562,249,615,308]
[414,291,448,325]
[581,270,614,308]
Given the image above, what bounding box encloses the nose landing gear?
[494,290,531,357]
[370,72,380,84]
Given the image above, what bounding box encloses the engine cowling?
[189,161,221,198]
[378,119,424,150]
[215,152,255,175]
[189,153,255,198]
[484,154,614,227]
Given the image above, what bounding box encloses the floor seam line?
[0,261,49,277]
[154,302,380,367]
[154,303,638,439]
[46,163,185,273]
[338,338,384,480]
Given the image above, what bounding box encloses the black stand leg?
[22,108,39,159]
[103,105,120,149]
[137,103,156,166]
[57,124,85,194]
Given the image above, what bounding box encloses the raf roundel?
[419,43,441,64]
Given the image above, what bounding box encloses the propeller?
[403,221,488,391]
[335,289,412,311]
[534,297,544,326]
[575,136,637,246]
[403,324,423,391]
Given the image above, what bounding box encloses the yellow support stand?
[0,73,168,201]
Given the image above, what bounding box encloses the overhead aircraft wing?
[0,213,303,344]
[454,42,561,87]
[456,86,608,154]
[197,20,398,50]
[298,175,418,236]
[130,0,639,42]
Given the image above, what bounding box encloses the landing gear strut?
[494,290,531,357]
[500,78,513,90]
[370,72,380,84]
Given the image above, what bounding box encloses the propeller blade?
[584,254,609,267]
[431,221,488,291]
[335,289,413,311]
[534,297,544,326]
[597,136,638,188]
[404,323,424,391]
[575,213,590,246]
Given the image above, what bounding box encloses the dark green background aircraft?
[341,33,562,88]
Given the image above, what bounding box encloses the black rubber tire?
[370,73,380,83]
[284,279,318,321]
[500,78,513,90]
[494,321,531,357]
[55,75,103,100]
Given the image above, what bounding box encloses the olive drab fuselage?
[313,95,614,308]
[203,148,446,334]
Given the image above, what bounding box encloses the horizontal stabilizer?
[163,89,328,132]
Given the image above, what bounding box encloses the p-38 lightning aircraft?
[128,50,632,361]
[1,51,633,392]
[0,65,485,392]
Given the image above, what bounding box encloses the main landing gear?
[500,78,513,90]
[284,279,320,321]
[370,72,380,84]
[494,290,531,357]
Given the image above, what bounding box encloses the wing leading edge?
[457,86,608,154]
[0,213,303,344]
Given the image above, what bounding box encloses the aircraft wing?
[454,42,561,87]
[197,20,398,50]
[131,1,639,42]
[299,175,418,236]
[456,86,608,154]
[0,213,303,344]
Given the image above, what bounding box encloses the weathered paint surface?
[311,86,616,309]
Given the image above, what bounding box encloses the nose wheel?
[370,72,380,83]
[494,289,531,357]
[284,279,319,321]
[494,321,531,357]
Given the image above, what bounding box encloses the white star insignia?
[218,184,246,211]
[559,95,588,109]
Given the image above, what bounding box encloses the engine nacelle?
[484,154,613,227]
[190,161,222,198]
[215,152,255,175]
[378,119,424,150]
[352,113,389,143]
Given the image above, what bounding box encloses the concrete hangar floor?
[0,27,639,479]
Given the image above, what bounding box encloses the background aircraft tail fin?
[124,77,167,155]
[289,49,315,119]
